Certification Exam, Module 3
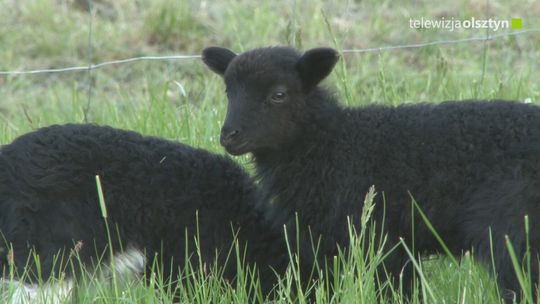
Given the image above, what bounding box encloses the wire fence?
[1,0,539,122]
[0,28,539,76]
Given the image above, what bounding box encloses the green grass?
[1,0,539,303]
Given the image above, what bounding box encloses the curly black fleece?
[202,45,540,301]
[0,124,286,292]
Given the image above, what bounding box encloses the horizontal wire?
[341,28,540,53]
[0,28,539,76]
[0,55,202,76]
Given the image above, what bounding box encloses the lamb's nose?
[220,128,239,146]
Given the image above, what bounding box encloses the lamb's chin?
[226,149,249,156]
[223,143,251,156]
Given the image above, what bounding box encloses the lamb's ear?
[296,47,340,89]
[201,47,237,76]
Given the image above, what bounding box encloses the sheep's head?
[202,46,339,156]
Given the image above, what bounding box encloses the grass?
[0,0,539,303]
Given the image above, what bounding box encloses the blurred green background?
[1,0,538,146]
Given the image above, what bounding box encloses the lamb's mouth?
[223,141,251,156]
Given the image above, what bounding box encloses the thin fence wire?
[0,28,539,76]
[340,28,540,53]
[0,55,203,76]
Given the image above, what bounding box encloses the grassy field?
[1,0,539,303]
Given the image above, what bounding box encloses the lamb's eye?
[271,91,287,103]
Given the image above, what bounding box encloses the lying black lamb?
[203,45,540,302]
[0,124,286,296]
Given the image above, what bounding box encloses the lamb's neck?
[253,92,343,223]
[253,143,328,226]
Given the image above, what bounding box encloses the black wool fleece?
[203,45,540,302]
[0,124,288,295]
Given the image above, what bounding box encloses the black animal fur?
[0,124,286,294]
[203,45,540,301]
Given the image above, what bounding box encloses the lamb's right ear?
[202,47,237,76]
[297,47,340,90]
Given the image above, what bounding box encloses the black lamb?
[202,45,540,301]
[0,124,286,295]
